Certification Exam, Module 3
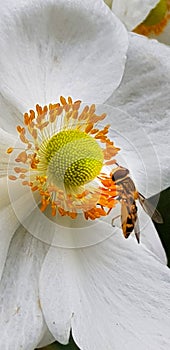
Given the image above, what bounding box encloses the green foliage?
[39,336,79,350]
[152,187,170,267]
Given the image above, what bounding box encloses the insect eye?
[112,168,129,181]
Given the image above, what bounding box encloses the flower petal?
[0,226,48,350]
[0,204,19,281]
[40,246,72,345]
[138,210,167,265]
[112,0,159,30]
[90,104,162,198]
[0,127,17,176]
[0,94,23,134]
[0,177,20,281]
[40,233,170,350]
[106,33,170,195]
[37,326,55,348]
[0,0,128,112]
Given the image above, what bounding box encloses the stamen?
[7,97,120,221]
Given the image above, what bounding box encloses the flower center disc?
[38,129,104,191]
[7,97,120,220]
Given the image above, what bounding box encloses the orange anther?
[90,128,99,134]
[36,104,42,115]
[51,203,57,216]
[7,147,14,154]
[69,212,77,219]
[58,207,65,216]
[30,110,35,121]
[73,100,81,110]
[104,159,116,166]
[8,175,17,181]
[43,105,48,113]
[14,167,22,173]
[19,174,26,179]
[68,96,73,104]
[15,151,27,163]
[22,180,29,186]
[20,133,29,144]
[31,185,38,192]
[24,113,29,125]
[60,96,67,105]
[85,123,93,134]
[89,104,96,115]
[17,125,24,133]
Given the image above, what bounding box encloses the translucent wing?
[138,193,163,224]
[134,217,140,244]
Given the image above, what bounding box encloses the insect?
[111,165,163,243]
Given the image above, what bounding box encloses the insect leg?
[111,215,121,227]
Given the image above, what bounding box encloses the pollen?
[7,96,120,221]
[134,0,170,36]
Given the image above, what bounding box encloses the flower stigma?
[134,0,170,36]
[7,97,120,221]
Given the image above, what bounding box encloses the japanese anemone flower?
[0,0,170,350]
[106,0,170,45]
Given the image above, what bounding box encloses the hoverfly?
[111,165,163,243]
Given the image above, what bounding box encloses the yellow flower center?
[38,129,103,190]
[7,96,119,220]
[134,0,170,36]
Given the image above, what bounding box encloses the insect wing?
[138,193,163,224]
[134,217,140,244]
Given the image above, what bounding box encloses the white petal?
[138,210,167,265]
[40,234,170,350]
[91,104,162,198]
[112,0,159,30]
[106,33,170,195]
[0,226,49,350]
[0,127,17,176]
[0,204,19,281]
[0,176,11,210]
[0,0,128,112]
[37,326,55,348]
[39,247,72,345]
[0,177,20,280]
[0,94,23,134]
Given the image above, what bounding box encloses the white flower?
[106,0,170,45]
[0,1,170,350]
